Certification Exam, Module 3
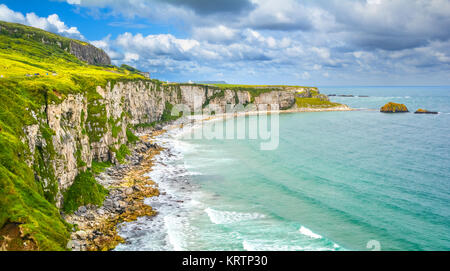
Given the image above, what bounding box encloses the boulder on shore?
[380,102,409,113]
[415,109,438,114]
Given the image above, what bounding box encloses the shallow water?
[116,86,450,251]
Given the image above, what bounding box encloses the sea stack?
[380,102,409,113]
[415,109,438,114]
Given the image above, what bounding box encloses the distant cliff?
[69,41,111,66]
[0,20,110,66]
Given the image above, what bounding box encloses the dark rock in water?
[358,95,369,98]
[415,109,438,114]
[380,102,409,113]
[328,94,337,97]
[338,95,355,97]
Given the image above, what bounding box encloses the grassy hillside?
[0,21,149,250]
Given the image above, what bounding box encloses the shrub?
[62,171,108,214]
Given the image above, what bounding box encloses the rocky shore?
[64,131,165,251]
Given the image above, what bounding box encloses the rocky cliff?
[69,41,111,66]
[0,21,111,66]
[21,81,303,208]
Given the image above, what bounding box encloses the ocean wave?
[299,226,323,239]
[164,215,188,251]
[205,208,266,225]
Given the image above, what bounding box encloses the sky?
[0,0,449,86]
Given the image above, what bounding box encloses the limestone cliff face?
[254,91,296,110]
[69,41,111,66]
[22,81,301,207]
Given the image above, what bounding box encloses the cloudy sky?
[1,0,449,85]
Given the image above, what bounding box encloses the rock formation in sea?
[380,102,409,113]
[414,109,438,114]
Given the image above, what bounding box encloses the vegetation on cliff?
[0,21,148,250]
[295,97,342,108]
[62,171,109,214]
[380,102,409,113]
[294,88,342,109]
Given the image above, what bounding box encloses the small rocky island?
[380,102,409,113]
[415,109,438,114]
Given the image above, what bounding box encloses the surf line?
[182,255,217,269]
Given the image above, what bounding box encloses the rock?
[76,230,88,240]
[119,201,128,209]
[415,109,438,114]
[339,95,354,97]
[69,41,111,65]
[66,240,74,250]
[85,213,95,221]
[78,206,87,214]
[125,187,134,195]
[380,102,409,113]
[104,199,113,208]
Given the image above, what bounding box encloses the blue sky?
[1,0,449,86]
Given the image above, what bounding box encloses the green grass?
[90,160,113,175]
[110,144,131,164]
[161,101,183,122]
[295,97,342,108]
[126,128,140,144]
[62,171,109,214]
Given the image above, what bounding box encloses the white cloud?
[192,25,239,43]
[0,4,84,40]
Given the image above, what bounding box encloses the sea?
[115,86,450,251]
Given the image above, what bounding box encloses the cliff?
[24,81,303,209]
[0,21,110,66]
[69,41,111,66]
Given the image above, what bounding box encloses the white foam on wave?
[299,226,323,239]
[205,208,266,225]
[164,214,188,251]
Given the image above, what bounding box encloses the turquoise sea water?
[116,86,450,251]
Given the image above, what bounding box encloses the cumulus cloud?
[0,4,84,40]
[192,25,240,44]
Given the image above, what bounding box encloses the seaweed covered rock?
[380,102,409,113]
[415,109,438,114]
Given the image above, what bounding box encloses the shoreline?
[64,131,165,251]
[64,104,354,251]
